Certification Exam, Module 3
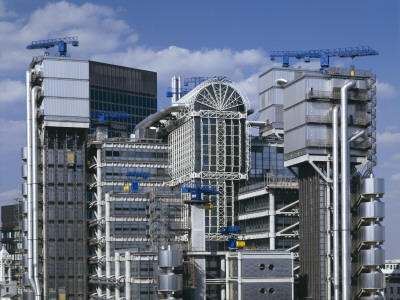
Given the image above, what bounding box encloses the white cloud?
[0,1,139,73]
[0,189,19,206]
[390,173,400,181]
[0,79,25,103]
[376,80,397,99]
[377,131,400,145]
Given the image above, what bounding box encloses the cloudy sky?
[0,0,399,257]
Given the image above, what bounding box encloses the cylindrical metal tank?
[21,146,28,162]
[158,246,182,268]
[23,272,31,286]
[21,164,28,179]
[359,178,384,197]
[22,198,28,214]
[358,201,385,220]
[22,218,28,232]
[157,274,183,292]
[22,183,28,197]
[22,254,28,268]
[358,224,385,245]
[22,236,28,249]
[357,271,385,290]
[23,291,35,300]
[358,247,385,267]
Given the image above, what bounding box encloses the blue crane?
[126,172,149,193]
[220,226,245,251]
[90,110,132,124]
[270,46,379,69]
[181,181,220,203]
[166,76,227,98]
[26,36,79,57]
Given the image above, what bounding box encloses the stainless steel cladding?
[157,274,183,292]
[21,146,28,161]
[259,105,284,124]
[22,218,28,233]
[358,248,385,267]
[359,178,385,197]
[21,164,28,179]
[22,196,28,213]
[259,87,284,108]
[42,79,89,98]
[357,224,385,245]
[41,58,89,79]
[358,201,385,220]
[357,272,385,290]
[42,98,89,118]
[22,236,28,248]
[241,282,293,299]
[258,68,296,93]
[240,258,292,278]
[158,247,182,268]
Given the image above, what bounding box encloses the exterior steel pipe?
[125,251,131,300]
[105,194,111,299]
[26,70,37,295]
[96,147,103,296]
[332,106,340,300]
[115,252,120,299]
[269,192,276,250]
[31,85,42,300]
[341,80,356,300]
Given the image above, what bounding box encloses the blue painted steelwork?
[220,226,242,251]
[166,87,191,98]
[126,172,149,193]
[183,76,226,87]
[26,36,79,57]
[181,181,220,201]
[270,46,379,68]
[90,110,132,123]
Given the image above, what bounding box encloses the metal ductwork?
[157,245,183,300]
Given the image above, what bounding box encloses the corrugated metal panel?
[259,105,283,124]
[42,59,89,79]
[284,126,307,154]
[259,87,283,109]
[42,98,89,118]
[258,69,296,93]
[42,79,89,98]
[284,102,306,131]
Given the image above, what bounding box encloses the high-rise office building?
[22,56,157,300]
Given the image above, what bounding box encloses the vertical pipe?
[341,81,356,300]
[115,252,120,300]
[31,85,42,300]
[125,251,131,300]
[332,106,340,300]
[269,192,276,250]
[26,70,36,294]
[105,194,111,299]
[238,252,242,300]
[221,258,226,300]
[326,159,331,300]
[96,147,102,296]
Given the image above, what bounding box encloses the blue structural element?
[26,36,79,57]
[270,46,379,69]
[181,181,220,201]
[90,110,132,123]
[220,226,242,251]
[183,76,226,87]
[166,87,191,98]
[126,172,149,193]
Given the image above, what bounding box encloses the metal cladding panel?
[283,77,331,109]
[284,102,307,131]
[42,78,89,98]
[358,272,385,290]
[259,69,296,93]
[359,201,385,219]
[359,248,385,267]
[241,282,292,299]
[241,258,292,278]
[42,59,89,80]
[22,195,28,212]
[21,164,28,179]
[157,274,183,291]
[359,178,385,196]
[259,87,284,109]
[21,146,28,161]
[357,224,385,245]
[284,126,307,155]
[259,105,283,124]
[22,218,28,232]
[42,98,89,118]
[158,248,183,268]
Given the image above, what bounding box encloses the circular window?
[268,264,275,270]
[259,264,266,270]
[259,288,266,294]
[269,288,275,294]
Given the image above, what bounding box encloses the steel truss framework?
[166,78,250,240]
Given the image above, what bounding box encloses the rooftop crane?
[181,181,220,204]
[26,36,79,57]
[270,46,379,69]
[220,226,245,251]
[125,172,149,193]
[166,76,227,98]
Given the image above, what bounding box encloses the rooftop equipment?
[270,46,378,69]
[126,172,149,193]
[26,36,79,57]
[181,181,220,204]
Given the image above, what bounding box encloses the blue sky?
[0,0,399,258]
